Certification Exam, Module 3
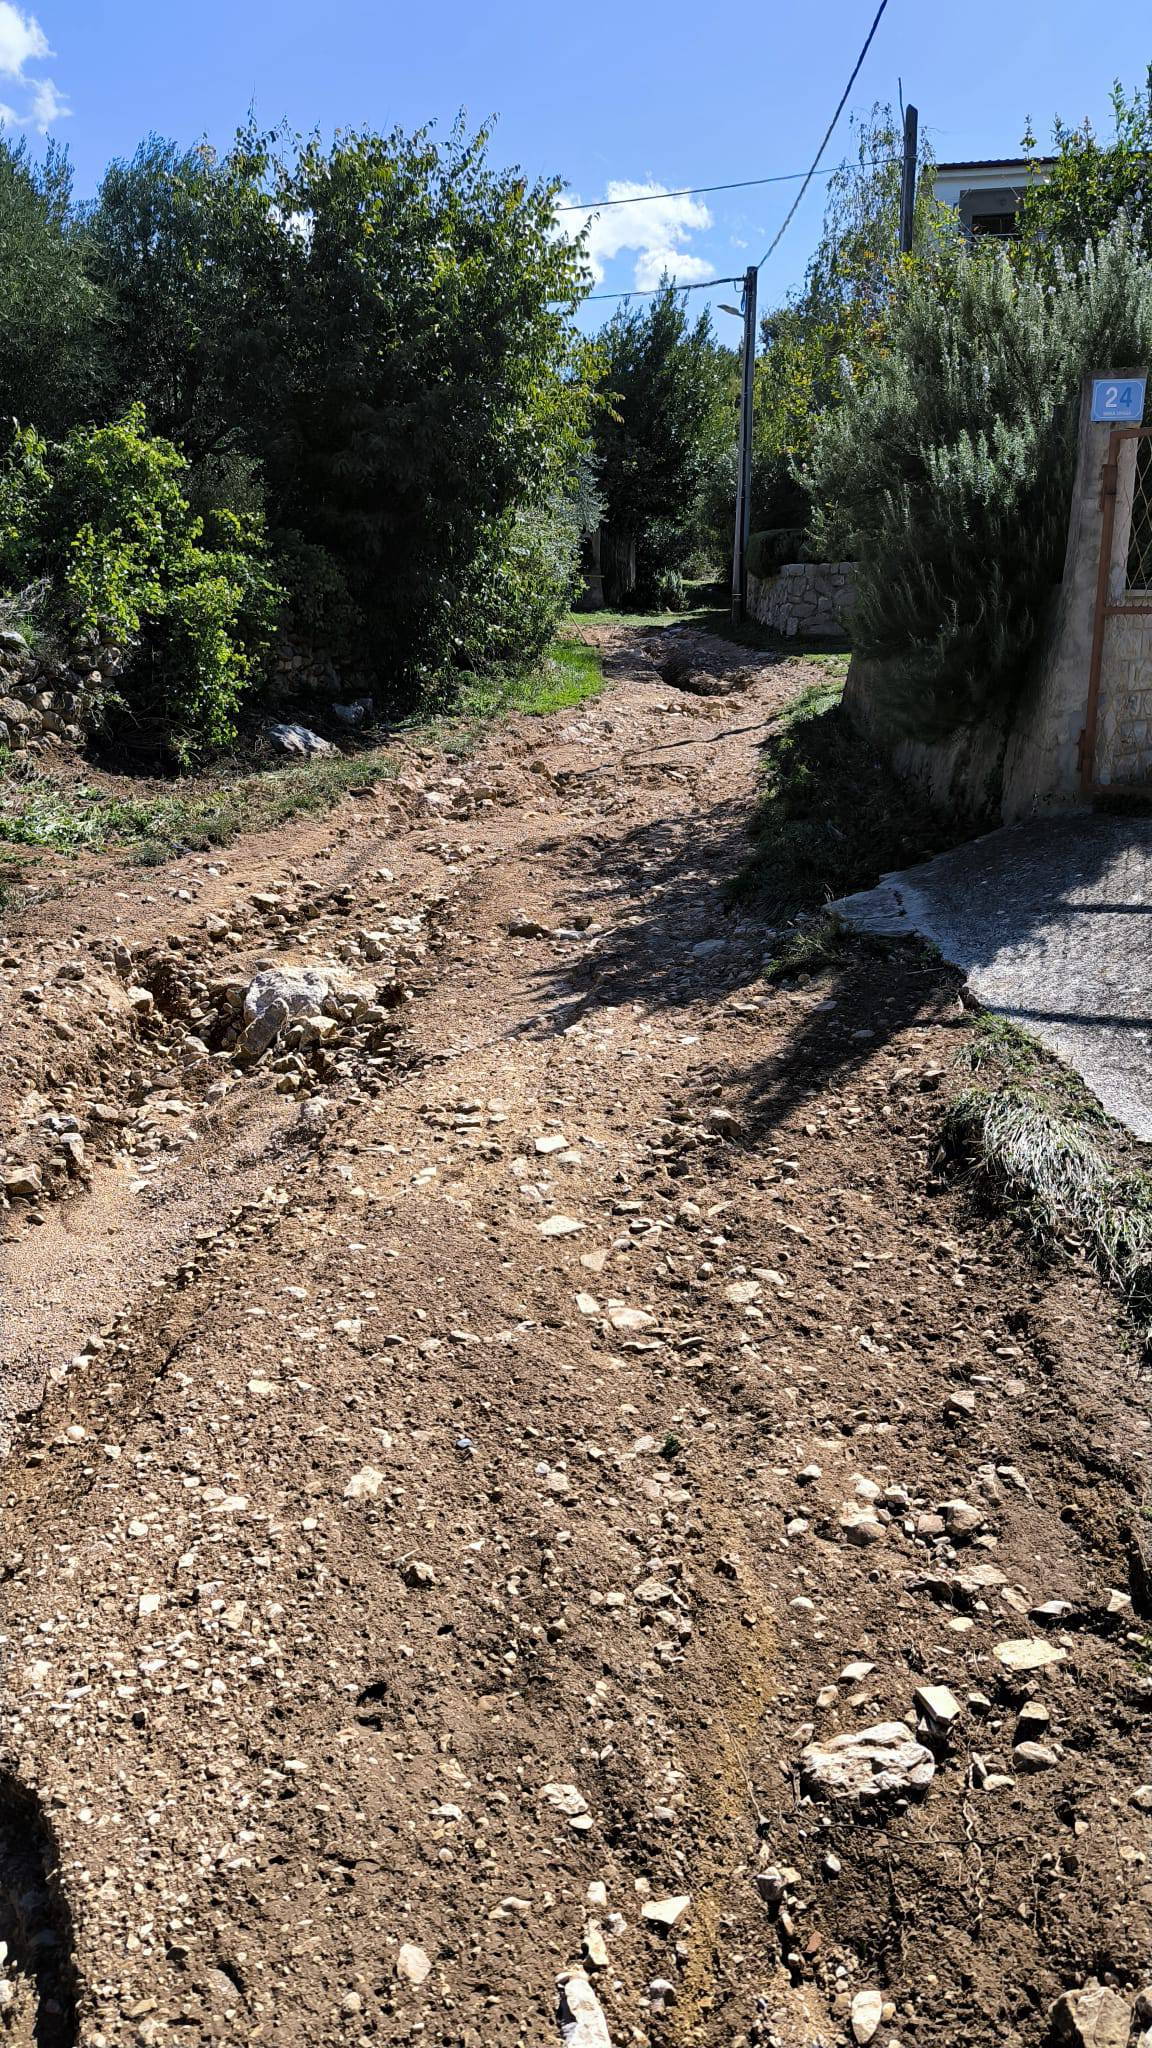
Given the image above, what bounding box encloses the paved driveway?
[835,815,1152,1138]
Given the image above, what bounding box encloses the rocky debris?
[3,1163,42,1199]
[582,1921,610,1970]
[1012,1739,1058,1771]
[640,1894,691,1930]
[1049,1982,1132,2048]
[538,1214,585,1237]
[914,1684,961,1729]
[3,628,1152,2045]
[0,628,119,752]
[993,1638,1067,1674]
[539,1783,590,1820]
[332,697,374,727]
[800,1722,936,1803]
[850,1987,885,2044]
[558,1971,613,2048]
[396,1941,432,1987]
[265,721,337,758]
[344,1465,385,1501]
[243,966,332,1028]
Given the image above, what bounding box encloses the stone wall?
[0,630,121,756]
[747,561,855,639]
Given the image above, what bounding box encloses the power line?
[556,155,899,216]
[757,0,891,271]
[582,273,742,305]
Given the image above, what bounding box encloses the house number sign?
[1091,377,1147,423]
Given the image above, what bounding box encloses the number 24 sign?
[1091,376,1147,422]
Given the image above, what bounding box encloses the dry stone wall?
[0,630,122,755]
[747,562,855,639]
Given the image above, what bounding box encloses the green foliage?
[752,106,949,538]
[454,635,604,719]
[265,121,594,692]
[943,1081,1152,1343]
[76,120,595,699]
[0,139,102,435]
[0,748,399,857]
[735,669,952,915]
[1019,68,1152,261]
[746,528,809,578]
[0,405,281,757]
[85,131,290,464]
[804,219,1152,739]
[0,425,52,586]
[593,285,734,605]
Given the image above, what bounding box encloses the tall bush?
[592,286,732,605]
[0,405,281,758]
[804,219,1152,739]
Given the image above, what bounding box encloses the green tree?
[752,105,946,541]
[0,138,102,435]
[804,219,1152,739]
[85,130,289,465]
[593,285,732,606]
[266,121,593,689]
[1019,67,1152,260]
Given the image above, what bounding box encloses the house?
[932,158,1054,240]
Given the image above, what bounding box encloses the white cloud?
[0,6,68,130]
[27,75,66,129]
[0,3,49,79]
[561,180,713,291]
[632,244,714,291]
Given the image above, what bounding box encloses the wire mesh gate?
[1081,424,1152,793]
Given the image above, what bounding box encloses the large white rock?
[800,1721,936,1802]
[1050,1982,1131,2048]
[266,721,336,758]
[244,966,332,1024]
[558,1972,613,2048]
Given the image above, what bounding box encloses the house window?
[970,210,1018,238]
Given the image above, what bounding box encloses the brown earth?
[0,628,1149,2048]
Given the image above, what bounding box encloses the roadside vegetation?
[943,1013,1152,1345]
[0,634,601,866]
[734,669,953,917]
[0,120,596,763]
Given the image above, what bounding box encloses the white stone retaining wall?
[747,561,856,639]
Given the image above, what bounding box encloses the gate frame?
[1080,422,1152,794]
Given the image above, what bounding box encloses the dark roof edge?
[933,157,1056,174]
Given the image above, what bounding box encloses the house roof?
[933,157,1055,175]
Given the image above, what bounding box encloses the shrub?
[804,218,1152,740]
[0,405,282,758]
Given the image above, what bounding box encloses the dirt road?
[0,630,1149,2048]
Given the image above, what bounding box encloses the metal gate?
[1081,424,1152,793]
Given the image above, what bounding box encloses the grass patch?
[761,910,854,983]
[941,1084,1152,1342]
[568,600,849,660]
[963,1012,1107,1121]
[0,635,601,869]
[456,636,604,718]
[733,675,957,918]
[0,747,398,863]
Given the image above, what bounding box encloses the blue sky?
[3,0,1150,324]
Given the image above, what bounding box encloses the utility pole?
[899,103,919,254]
[731,263,758,625]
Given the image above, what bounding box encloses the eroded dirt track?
[0,632,1150,2048]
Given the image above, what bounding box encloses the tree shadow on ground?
[0,1775,79,2045]
[511,784,959,1141]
